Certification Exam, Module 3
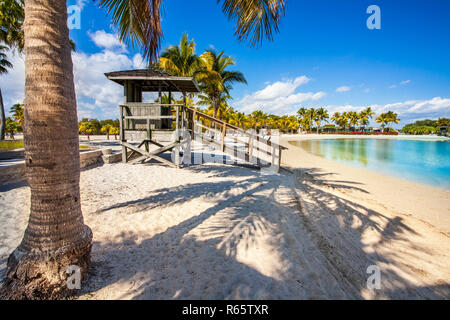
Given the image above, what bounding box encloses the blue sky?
[3,0,450,127]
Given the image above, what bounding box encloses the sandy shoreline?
[280,134,450,234]
[0,138,449,299]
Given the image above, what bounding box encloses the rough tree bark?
[0,0,92,300]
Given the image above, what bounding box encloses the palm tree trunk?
[0,88,5,140]
[1,0,92,300]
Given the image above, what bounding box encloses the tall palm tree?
[347,111,360,132]
[307,108,318,132]
[197,91,232,119]
[0,45,13,140]
[315,107,329,133]
[376,113,390,131]
[2,0,286,299]
[229,111,247,129]
[358,107,375,131]
[197,50,247,120]
[386,111,400,131]
[157,32,203,77]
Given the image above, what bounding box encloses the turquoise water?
[294,138,450,189]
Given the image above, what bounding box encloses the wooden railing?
[186,107,286,171]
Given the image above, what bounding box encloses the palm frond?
[219,0,286,47]
[97,0,163,62]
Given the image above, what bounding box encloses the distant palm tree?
[376,113,390,131]
[386,111,400,131]
[10,103,24,127]
[347,111,360,131]
[358,107,376,131]
[197,50,247,120]
[0,45,13,140]
[100,124,114,140]
[229,112,247,129]
[315,107,329,133]
[197,91,232,120]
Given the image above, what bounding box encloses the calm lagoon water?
[294,138,450,189]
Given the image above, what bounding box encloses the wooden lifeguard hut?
[105,68,286,172]
[105,68,200,167]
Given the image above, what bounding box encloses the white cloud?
[235,76,325,114]
[72,49,144,119]
[252,76,311,100]
[132,54,146,69]
[336,86,351,93]
[400,79,411,85]
[363,88,370,93]
[390,79,411,88]
[1,42,143,120]
[1,51,25,112]
[88,30,126,51]
[323,97,450,126]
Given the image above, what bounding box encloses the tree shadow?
[79,163,450,299]
[293,167,450,299]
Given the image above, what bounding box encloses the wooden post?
[182,93,186,130]
[175,105,180,141]
[191,110,197,139]
[248,132,254,164]
[221,123,226,152]
[120,105,127,163]
[168,90,172,129]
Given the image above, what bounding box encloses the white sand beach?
[0,137,449,299]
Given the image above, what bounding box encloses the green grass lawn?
[0,140,24,151]
[0,140,91,151]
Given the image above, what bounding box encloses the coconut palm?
[197,91,232,119]
[315,107,329,133]
[376,113,390,131]
[347,111,360,132]
[358,107,375,131]
[100,123,114,140]
[157,32,203,78]
[0,0,24,51]
[5,117,20,139]
[307,108,319,132]
[10,103,24,127]
[0,45,13,140]
[386,111,400,131]
[196,50,247,120]
[2,0,286,299]
[229,111,247,129]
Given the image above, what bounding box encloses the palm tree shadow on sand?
[80,164,450,299]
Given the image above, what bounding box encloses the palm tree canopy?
[0,0,24,51]
[158,32,203,77]
[220,0,286,47]
[0,45,13,74]
[198,50,247,94]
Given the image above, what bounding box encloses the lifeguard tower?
[105,68,200,167]
[105,68,286,171]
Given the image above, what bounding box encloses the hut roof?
[104,68,200,93]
